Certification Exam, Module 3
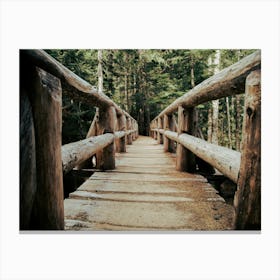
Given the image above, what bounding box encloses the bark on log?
[233,70,261,230]
[62,134,114,174]
[176,106,196,172]
[20,86,37,230]
[96,106,116,170]
[153,50,260,119]
[28,67,64,230]
[168,115,176,153]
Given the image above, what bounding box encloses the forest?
[45,49,256,150]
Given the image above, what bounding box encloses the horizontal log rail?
[163,130,241,183]
[150,51,261,230]
[152,50,261,120]
[20,50,138,230]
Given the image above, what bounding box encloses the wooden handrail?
[152,50,260,121]
[164,130,241,183]
[149,52,261,230]
[20,50,139,230]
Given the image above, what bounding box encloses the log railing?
[20,50,138,230]
[150,50,261,230]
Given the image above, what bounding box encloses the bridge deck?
[64,136,234,231]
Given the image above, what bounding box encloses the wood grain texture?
[28,67,64,230]
[233,70,261,230]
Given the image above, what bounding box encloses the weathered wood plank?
[233,70,261,230]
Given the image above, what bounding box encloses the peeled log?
[164,130,240,183]
[62,134,114,174]
[28,67,64,230]
[234,70,261,230]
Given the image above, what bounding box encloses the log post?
[118,114,126,152]
[168,114,176,153]
[27,66,64,230]
[163,114,169,152]
[153,120,157,140]
[157,117,163,144]
[96,106,116,170]
[76,109,99,169]
[126,117,132,145]
[20,79,37,230]
[176,106,196,172]
[233,70,261,230]
[132,120,136,141]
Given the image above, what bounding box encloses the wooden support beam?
[62,134,114,174]
[96,106,116,170]
[176,106,196,172]
[117,114,126,152]
[157,117,163,144]
[163,115,169,152]
[28,67,64,230]
[233,70,261,230]
[168,115,176,153]
[20,81,37,230]
[126,117,132,145]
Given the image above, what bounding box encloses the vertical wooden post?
[176,106,196,172]
[157,117,163,144]
[163,114,169,152]
[233,70,261,230]
[153,120,157,140]
[126,117,132,144]
[118,114,126,152]
[132,120,136,141]
[20,77,37,230]
[96,106,116,170]
[168,114,176,153]
[28,67,64,230]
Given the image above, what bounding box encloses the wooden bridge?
[20,49,261,231]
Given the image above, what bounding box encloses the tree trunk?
[211,50,221,145]
[233,70,261,230]
[98,50,103,93]
[226,96,232,148]
[235,94,241,151]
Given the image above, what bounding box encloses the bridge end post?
[233,70,261,230]
[176,106,196,172]
[21,65,64,230]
